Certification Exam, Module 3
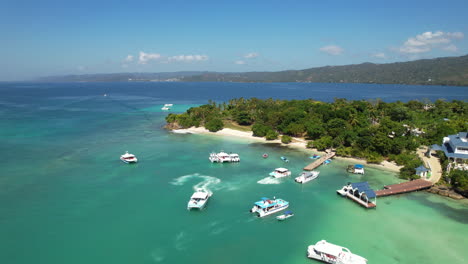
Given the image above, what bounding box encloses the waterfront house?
[415,165,430,178]
[432,132,468,171]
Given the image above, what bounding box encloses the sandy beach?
[172,127,403,173]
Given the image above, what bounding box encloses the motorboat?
[323,159,332,165]
[187,189,212,210]
[276,210,294,221]
[120,151,138,163]
[295,171,320,183]
[307,240,367,264]
[209,151,240,163]
[310,154,321,159]
[269,168,291,178]
[281,156,289,162]
[161,106,170,110]
[164,104,173,107]
[250,197,289,217]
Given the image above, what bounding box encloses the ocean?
[0,82,467,264]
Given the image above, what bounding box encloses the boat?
[276,210,294,221]
[307,240,367,264]
[120,151,138,163]
[295,171,320,183]
[187,189,212,210]
[353,164,365,174]
[164,104,173,107]
[209,151,240,163]
[310,154,321,159]
[269,168,291,178]
[262,153,269,158]
[280,156,289,162]
[250,197,289,217]
[323,159,332,165]
[161,106,170,110]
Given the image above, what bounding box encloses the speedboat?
[281,156,289,162]
[120,151,138,163]
[250,197,289,217]
[295,171,320,183]
[187,189,212,210]
[323,159,332,165]
[307,240,367,264]
[209,151,240,163]
[164,104,173,107]
[269,168,291,178]
[276,210,294,221]
[161,106,170,110]
[310,154,321,159]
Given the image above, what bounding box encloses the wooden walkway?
[304,152,336,171]
[344,193,376,208]
[375,179,433,197]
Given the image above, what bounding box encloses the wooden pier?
[344,193,376,208]
[304,152,336,171]
[375,179,433,197]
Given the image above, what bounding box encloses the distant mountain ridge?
[39,55,468,86]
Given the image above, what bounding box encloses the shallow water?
[0,82,467,264]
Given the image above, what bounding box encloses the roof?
[350,182,376,199]
[431,144,443,151]
[191,191,209,199]
[354,164,364,169]
[314,241,348,256]
[275,168,289,172]
[415,165,430,173]
[447,133,468,148]
[441,142,468,159]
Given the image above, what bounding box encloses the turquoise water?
[0,83,467,264]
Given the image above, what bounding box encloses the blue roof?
[447,133,468,148]
[354,164,364,169]
[441,142,468,159]
[430,144,443,151]
[350,182,376,199]
[284,210,293,215]
[415,165,430,173]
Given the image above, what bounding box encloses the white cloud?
[372,52,386,59]
[124,55,134,62]
[235,60,246,65]
[319,45,344,55]
[244,52,259,59]
[442,44,458,52]
[167,54,209,62]
[399,31,464,54]
[138,51,161,64]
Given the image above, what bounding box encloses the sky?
[1,0,467,81]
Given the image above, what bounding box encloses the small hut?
[415,165,430,178]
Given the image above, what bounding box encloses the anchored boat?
[280,156,289,162]
[269,168,291,178]
[120,151,138,164]
[187,189,212,210]
[295,171,320,183]
[250,197,289,217]
[209,151,240,163]
[307,240,367,264]
[276,210,294,221]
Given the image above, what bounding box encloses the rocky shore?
[427,185,465,200]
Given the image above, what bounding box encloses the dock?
[304,152,336,171]
[344,192,376,208]
[375,179,433,197]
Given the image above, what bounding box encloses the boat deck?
[375,179,433,197]
[303,152,335,171]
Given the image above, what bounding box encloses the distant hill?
[38,55,468,86]
[182,55,468,86]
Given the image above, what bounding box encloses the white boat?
[187,189,212,210]
[269,168,291,178]
[307,240,367,264]
[276,210,294,221]
[209,151,240,163]
[250,197,289,217]
[161,106,170,110]
[120,151,138,163]
[295,171,320,183]
[164,104,173,107]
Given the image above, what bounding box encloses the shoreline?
[171,127,403,173]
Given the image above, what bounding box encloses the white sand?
[173,127,402,173]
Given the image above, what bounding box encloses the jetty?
[375,179,433,197]
[304,151,335,171]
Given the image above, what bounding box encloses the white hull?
[295,171,319,183]
[251,204,289,217]
[120,158,137,164]
[307,241,367,264]
[187,200,208,210]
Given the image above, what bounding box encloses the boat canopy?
[354,164,364,169]
[191,192,209,199]
[284,210,293,215]
[314,240,350,256]
[350,182,376,199]
[275,168,289,172]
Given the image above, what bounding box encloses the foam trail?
[171,173,221,193]
[257,176,282,185]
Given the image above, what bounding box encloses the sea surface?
[0,82,467,264]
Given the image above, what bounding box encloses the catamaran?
[120,151,138,163]
[269,168,291,178]
[187,189,212,210]
[295,171,320,183]
[307,240,367,264]
[250,197,289,217]
[209,151,240,163]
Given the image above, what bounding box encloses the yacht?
[120,151,138,163]
[187,189,212,210]
[250,197,289,217]
[161,106,170,110]
[307,240,367,264]
[295,171,320,183]
[209,151,240,163]
[164,104,173,107]
[269,168,291,178]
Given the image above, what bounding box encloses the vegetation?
[449,170,468,197]
[281,135,292,144]
[166,98,468,181]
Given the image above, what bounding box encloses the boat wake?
[171,173,221,192]
[257,176,282,185]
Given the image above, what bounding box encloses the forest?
[166,98,468,194]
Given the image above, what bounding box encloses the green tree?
[266,130,279,140]
[205,118,224,132]
[281,135,292,144]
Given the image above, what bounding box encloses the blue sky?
[1,0,467,80]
